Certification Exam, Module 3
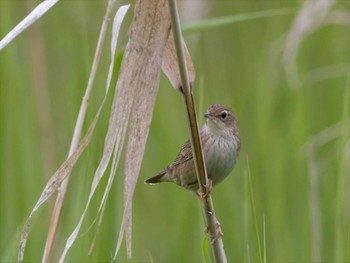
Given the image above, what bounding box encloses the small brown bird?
[145,104,240,191]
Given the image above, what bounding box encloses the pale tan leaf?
[87,142,122,256]
[114,0,171,259]
[0,0,59,51]
[162,31,195,90]
[58,5,131,261]
[42,2,125,261]
[18,97,105,262]
[106,4,130,93]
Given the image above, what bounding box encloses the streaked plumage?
[145,104,240,191]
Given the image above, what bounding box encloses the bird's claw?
[212,222,223,243]
[204,221,223,244]
[196,179,213,201]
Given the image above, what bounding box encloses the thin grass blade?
[182,8,296,34]
[247,156,263,263]
[0,0,59,51]
[283,0,336,87]
[202,237,210,263]
[18,98,106,262]
[42,2,123,261]
[334,75,350,261]
[106,4,130,93]
[57,5,131,261]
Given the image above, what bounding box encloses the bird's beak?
[204,112,214,120]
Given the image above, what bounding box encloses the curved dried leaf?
[162,31,195,90]
[106,4,130,93]
[0,0,59,51]
[17,4,130,262]
[58,5,131,261]
[43,2,121,260]
[18,98,105,262]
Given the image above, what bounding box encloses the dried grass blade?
[122,67,162,259]
[106,4,130,93]
[57,5,131,261]
[114,0,171,259]
[18,97,106,262]
[59,70,132,263]
[0,0,59,51]
[162,31,195,90]
[42,3,123,261]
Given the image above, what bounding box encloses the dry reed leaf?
[18,98,105,262]
[42,2,122,261]
[58,5,131,262]
[162,31,195,90]
[114,0,171,259]
[106,4,130,93]
[0,0,59,51]
[18,4,130,262]
[90,3,130,194]
[42,0,121,262]
[86,5,131,235]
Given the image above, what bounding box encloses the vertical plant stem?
[308,146,321,263]
[263,215,266,263]
[347,222,350,263]
[247,166,262,263]
[168,1,227,262]
[334,75,350,261]
[42,1,116,262]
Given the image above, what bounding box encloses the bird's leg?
[196,179,213,201]
[212,221,223,243]
[205,221,223,244]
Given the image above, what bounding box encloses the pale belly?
[203,136,238,185]
[175,135,238,190]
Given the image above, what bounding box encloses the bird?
[145,104,240,192]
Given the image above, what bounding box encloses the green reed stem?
[168,1,227,262]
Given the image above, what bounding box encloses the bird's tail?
[144,170,167,184]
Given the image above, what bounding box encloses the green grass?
[1,1,350,262]
[334,75,350,262]
[246,157,263,263]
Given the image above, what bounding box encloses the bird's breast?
[203,134,239,185]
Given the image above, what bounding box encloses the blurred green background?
[1,0,350,262]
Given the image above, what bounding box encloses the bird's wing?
[157,128,205,174]
[173,128,206,166]
[152,140,192,177]
[173,139,193,166]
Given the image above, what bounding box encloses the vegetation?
[0,1,349,262]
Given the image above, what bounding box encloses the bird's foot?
[196,179,212,201]
[214,222,223,242]
[211,222,223,244]
[204,221,223,244]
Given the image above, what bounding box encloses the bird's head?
[204,104,239,137]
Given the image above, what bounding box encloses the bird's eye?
[220,111,228,120]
